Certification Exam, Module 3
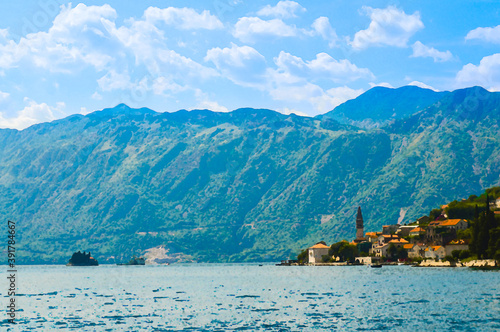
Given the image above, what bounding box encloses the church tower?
[356,206,364,241]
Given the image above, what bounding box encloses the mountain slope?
[0,86,499,263]
[320,85,447,128]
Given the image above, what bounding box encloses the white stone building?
[308,242,330,264]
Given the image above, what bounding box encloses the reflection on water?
[2,264,499,330]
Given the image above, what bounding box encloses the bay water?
[2,264,499,331]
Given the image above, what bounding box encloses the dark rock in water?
[67,251,99,266]
[117,256,145,266]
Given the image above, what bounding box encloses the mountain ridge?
[320,85,449,129]
[0,85,498,264]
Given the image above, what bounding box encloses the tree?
[471,194,498,259]
[470,205,480,255]
[338,243,358,263]
[396,246,408,260]
[297,249,308,264]
[487,227,500,263]
[328,241,346,258]
[329,241,358,263]
[457,228,472,240]
[429,208,442,221]
[387,243,397,260]
[443,255,456,263]
[459,250,471,260]
[477,212,489,258]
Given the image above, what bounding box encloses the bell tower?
[356,206,364,241]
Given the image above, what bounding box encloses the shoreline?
[293,259,498,268]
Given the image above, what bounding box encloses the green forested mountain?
[320,85,447,128]
[0,86,499,263]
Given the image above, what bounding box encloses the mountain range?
[0,85,499,264]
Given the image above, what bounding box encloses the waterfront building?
[424,246,446,260]
[308,242,330,264]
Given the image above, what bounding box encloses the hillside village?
[300,190,500,267]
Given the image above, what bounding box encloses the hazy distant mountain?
[320,85,447,128]
[0,86,498,264]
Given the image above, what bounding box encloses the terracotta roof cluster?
[410,227,426,233]
[381,234,399,239]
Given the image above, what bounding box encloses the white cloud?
[97,70,132,92]
[51,3,117,30]
[0,90,9,102]
[0,4,117,72]
[408,81,439,91]
[369,82,394,89]
[257,1,306,19]
[411,41,452,62]
[91,92,102,100]
[466,25,500,44]
[455,53,500,91]
[270,82,322,102]
[270,83,364,114]
[267,52,370,114]
[156,49,218,80]
[205,43,267,87]
[0,99,65,130]
[193,89,229,112]
[233,17,299,43]
[152,77,188,96]
[106,17,217,83]
[350,6,424,50]
[195,100,229,113]
[0,29,25,69]
[310,86,364,113]
[273,51,374,83]
[280,107,309,117]
[0,3,218,97]
[311,17,338,48]
[206,47,372,115]
[143,7,223,30]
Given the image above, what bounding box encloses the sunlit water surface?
[1,264,499,331]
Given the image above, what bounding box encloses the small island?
[117,256,146,266]
[67,251,99,266]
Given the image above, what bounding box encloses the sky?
[0,0,499,129]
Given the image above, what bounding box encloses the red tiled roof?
[440,219,467,226]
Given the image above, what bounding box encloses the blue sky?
[0,0,499,129]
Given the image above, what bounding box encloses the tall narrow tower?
[356,206,364,241]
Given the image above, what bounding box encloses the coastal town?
[299,192,500,268]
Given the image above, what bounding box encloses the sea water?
[1,264,499,331]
